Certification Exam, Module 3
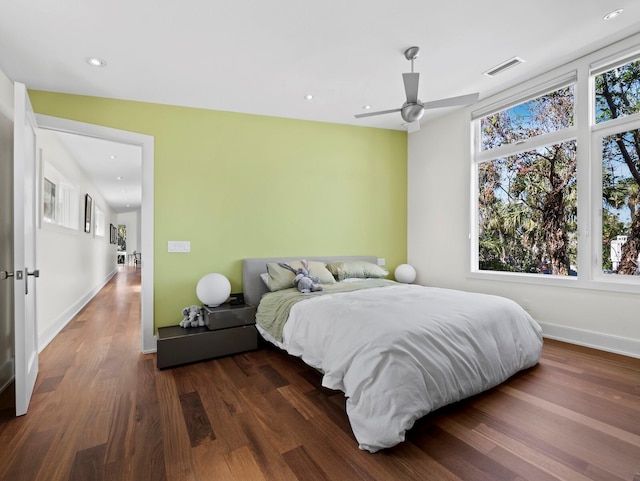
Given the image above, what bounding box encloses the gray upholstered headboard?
[242,256,377,307]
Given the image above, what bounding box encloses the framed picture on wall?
[43,177,56,224]
[109,223,114,244]
[84,194,92,233]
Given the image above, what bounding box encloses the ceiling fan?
[354,46,479,131]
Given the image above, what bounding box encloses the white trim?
[590,45,640,76]
[540,321,640,359]
[34,115,155,353]
[467,270,640,294]
[38,268,117,352]
[145,340,157,354]
[471,71,576,120]
[474,127,577,163]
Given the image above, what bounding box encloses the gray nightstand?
[156,303,257,369]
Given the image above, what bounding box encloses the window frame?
[590,114,640,288]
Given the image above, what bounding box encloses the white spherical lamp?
[394,264,416,284]
[196,273,231,307]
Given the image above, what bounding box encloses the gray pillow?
[326,261,389,281]
[265,260,336,291]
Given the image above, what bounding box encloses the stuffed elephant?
[278,260,323,294]
[180,305,204,327]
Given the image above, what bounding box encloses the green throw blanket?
[256,279,397,342]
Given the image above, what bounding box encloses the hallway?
[0,266,155,480]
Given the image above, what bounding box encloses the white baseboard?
[0,359,14,394]
[539,321,640,359]
[142,335,157,354]
[38,268,118,352]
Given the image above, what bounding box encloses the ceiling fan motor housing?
[401,102,424,122]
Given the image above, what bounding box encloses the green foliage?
[478,86,577,275]
[479,58,640,276]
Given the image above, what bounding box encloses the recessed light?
[109,155,117,159]
[603,9,623,20]
[304,94,313,100]
[85,57,107,67]
[363,105,371,110]
[116,176,122,180]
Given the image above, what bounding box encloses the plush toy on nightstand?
[180,305,204,327]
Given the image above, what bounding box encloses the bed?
[242,256,543,453]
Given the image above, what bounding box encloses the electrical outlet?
[377,258,386,266]
[168,241,190,253]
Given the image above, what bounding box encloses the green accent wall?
[29,91,407,329]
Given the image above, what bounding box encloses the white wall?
[408,105,640,358]
[116,210,140,255]
[36,128,117,350]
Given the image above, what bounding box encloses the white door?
[13,82,39,416]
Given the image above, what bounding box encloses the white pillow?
[260,272,270,288]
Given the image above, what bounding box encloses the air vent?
[483,57,525,77]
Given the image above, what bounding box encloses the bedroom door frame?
[36,114,156,353]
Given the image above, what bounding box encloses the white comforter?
[278,283,543,452]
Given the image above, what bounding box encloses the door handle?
[1,270,14,280]
[25,268,39,295]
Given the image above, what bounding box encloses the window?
[480,86,574,151]
[594,59,640,124]
[595,58,640,277]
[475,85,577,275]
[472,49,640,287]
[42,162,80,231]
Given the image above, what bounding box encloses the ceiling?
[53,131,142,214]
[2,0,640,211]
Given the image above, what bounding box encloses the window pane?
[478,141,577,275]
[595,59,640,124]
[480,85,574,151]
[602,129,640,275]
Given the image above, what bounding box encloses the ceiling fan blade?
[403,73,420,104]
[422,92,479,110]
[354,108,401,119]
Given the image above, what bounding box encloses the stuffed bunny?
[180,305,204,327]
[278,260,323,294]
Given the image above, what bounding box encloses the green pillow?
[265,260,336,292]
[326,261,389,281]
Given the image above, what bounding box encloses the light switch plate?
[377,258,385,266]
[168,241,190,253]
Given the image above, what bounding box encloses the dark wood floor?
[0,267,639,481]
